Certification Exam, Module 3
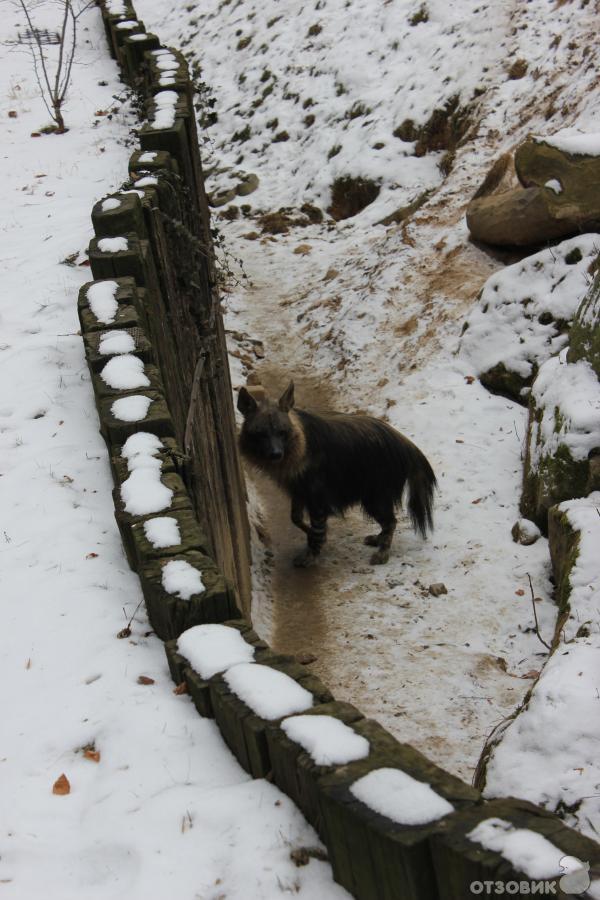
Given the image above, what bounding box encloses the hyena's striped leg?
[290,496,310,534]
[369,516,397,565]
[364,498,397,565]
[293,504,328,567]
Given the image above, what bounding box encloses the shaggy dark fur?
[238,381,437,566]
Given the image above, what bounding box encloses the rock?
[520,351,600,532]
[467,135,600,246]
[235,173,259,197]
[208,187,237,208]
[459,235,598,403]
[511,518,541,546]
[568,265,600,377]
[467,184,576,246]
[428,582,448,597]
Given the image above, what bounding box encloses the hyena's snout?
[266,435,285,461]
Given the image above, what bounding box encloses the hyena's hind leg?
[363,498,397,565]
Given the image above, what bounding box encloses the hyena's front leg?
[293,502,328,568]
[290,495,310,534]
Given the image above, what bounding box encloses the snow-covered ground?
[136,0,600,831]
[0,5,348,898]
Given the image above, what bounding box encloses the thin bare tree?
[17,0,94,133]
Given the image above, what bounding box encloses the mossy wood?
[139,550,238,640]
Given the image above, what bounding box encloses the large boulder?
[467,132,600,246]
[520,349,600,531]
[459,235,599,402]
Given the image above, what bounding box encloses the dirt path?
[223,232,555,783]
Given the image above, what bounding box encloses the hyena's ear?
[237,386,259,417]
[278,380,295,412]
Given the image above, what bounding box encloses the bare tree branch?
[16,0,93,133]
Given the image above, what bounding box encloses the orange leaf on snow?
[52,773,71,795]
[137,675,155,685]
[515,589,525,596]
[83,749,100,763]
[173,681,188,695]
[86,552,98,559]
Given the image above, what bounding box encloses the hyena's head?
[237,381,301,469]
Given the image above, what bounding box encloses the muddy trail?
[222,234,554,783]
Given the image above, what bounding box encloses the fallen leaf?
[94,109,108,116]
[116,626,131,639]
[137,675,155,685]
[8,110,17,118]
[464,375,475,384]
[515,589,525,596]
[455,439,464,443]
[173,681,188,695]
[293,243,312,255]
[83,749,100,763]
[78,259,91,267]
[520,669,540,679]
[471,497,482,504]
[85,552,98,559]
[30,132,41,138]
[52,773,70,795]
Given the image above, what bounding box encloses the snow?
[115,19,138,30]
[150,91,179,130]
[121,430,164,463]
[281,715,370,766]
[531,350,600,467]
[538,130,600,157]
[3,0,600,892]
[1,4,349,898]
[100,196,121,211]
[349,768,454,826]
[135,0,600,790]
[143,515,181,548]
[100,354,150,390]
[98,329,135,355]
[129,33,149,42]
[544,179,562,194]
[121,468,173,515]
[162,559,205,599]
[111,394,152,422]
[135,175,158,187]
[137,151,157,163]
[177,623,256,678]
[460,234,599,387]
[224,663,314,720]
[467,818,568,880]
[97,236,128,253]
[86,280,119,325]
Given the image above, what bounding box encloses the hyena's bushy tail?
[406,451,437,538]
